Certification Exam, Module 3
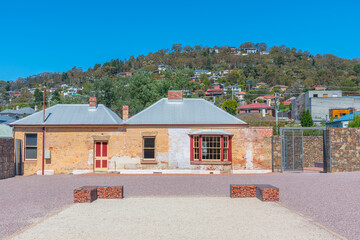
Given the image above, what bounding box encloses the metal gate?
[280,127,327,172]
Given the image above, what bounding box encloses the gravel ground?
[1,172,359,239]
[10,198,339,240]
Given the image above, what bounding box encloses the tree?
[300,109,313,127]
[348,113,360,127]
[222,99,238,115]
[34,88,43,106]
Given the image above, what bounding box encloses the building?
[329,108,356,119]
[195,70,211,78]
[252,95,283,106]
[244,48,257,54]
[271,85,288,92]
[292,90,346,120]
[327,111,360,128]
[205,84,223,96]
[237,103,275,117]
[0,107,36,119]
[223,84,241,95]
[11,91,274,175]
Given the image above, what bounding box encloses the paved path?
[11,198,340,240]
[1,172,359,239]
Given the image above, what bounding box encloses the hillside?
[1,42,360,116]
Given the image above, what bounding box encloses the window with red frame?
[190,135,232,162]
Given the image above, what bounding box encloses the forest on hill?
[2,42,360,116]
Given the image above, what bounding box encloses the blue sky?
[0,0,359,81]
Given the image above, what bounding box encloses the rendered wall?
[14,126,273,174]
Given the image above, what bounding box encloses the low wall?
[272,135,324,172]
[0,138,14,179]
[329,128,360,172]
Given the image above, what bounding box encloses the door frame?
[94,141,108,172]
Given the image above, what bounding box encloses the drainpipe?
[42,89,46,175]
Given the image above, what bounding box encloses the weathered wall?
[329,128,360,172]
[0,138,15,179]
[231,127,273,170]
[14,126,273,174]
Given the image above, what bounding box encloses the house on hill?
[237,103,275,117]
[11,91,273,175]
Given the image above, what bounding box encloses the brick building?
[237,103,275,117]
[11,91,273,175]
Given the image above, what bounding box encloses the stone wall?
[0,138,14,179]
[329,128,360,172]
[272,135,324,172]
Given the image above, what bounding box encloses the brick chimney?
[168,90,183,101]
[89,97,97,108]
[122,105,129,121]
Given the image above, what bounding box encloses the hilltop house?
[11,91,273,175]
[0,107,35,119]
[237,103,275,117]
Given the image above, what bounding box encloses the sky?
[0,0,359,81]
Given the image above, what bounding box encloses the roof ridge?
[102,105,119,123]
[201,98,246,124]
[124,98,165,123]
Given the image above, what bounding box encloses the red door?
[94,141,108,171]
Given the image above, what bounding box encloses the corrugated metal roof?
[125,98,246,125]
[189,130,233,135]
[10,104,123,125]
[0,107,35,115]
[0,124,12,138]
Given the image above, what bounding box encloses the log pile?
[230,185,257,198]
[74,186,97,203]
[97,186,123,199]
[256,185,279,202]
[230,184,279,201]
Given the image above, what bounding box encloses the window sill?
[141,160,157,164]
[191,161,231,165]
[24,160,37,163]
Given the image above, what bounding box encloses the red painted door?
[94,141,108,171]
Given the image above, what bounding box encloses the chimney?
[168,90,183,101]
[89,97,97,108]
[123,105,129,121]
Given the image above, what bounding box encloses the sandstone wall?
[14,126,273,174]
[329,128,360,172]
[0,138,14,179]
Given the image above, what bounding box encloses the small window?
[313,94,318,97]
[25,134,37,160]
[143,137,155,160]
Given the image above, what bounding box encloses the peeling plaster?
[109,156,141,170]
[168,128,191,169]
[88,150,93,165]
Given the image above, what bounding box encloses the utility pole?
[275,92,279,135]
[42,89,45,176]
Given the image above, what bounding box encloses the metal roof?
[10,104,123,125]
[189,130,233,135]
[0,107,35,115]
[334,111,360,122]
[125,98,247,125]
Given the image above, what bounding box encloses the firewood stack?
[230,184,279,201]
[230,185,257,198]
[97,186,123,199]
[256,185,279,201]
[74,186,98,203]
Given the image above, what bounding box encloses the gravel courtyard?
[1,172,359,239]
[10,198,339,240]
